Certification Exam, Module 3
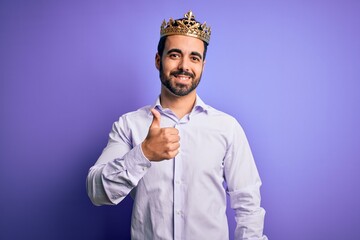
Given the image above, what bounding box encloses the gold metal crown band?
[160,11,211,44]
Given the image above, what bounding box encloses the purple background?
[1,0,359,239]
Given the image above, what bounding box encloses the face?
[156,35,206,97]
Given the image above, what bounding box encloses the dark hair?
[157,36,208,60]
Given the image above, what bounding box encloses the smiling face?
[156,35,206,97]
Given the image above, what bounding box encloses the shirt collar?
[149,94,210,116]
[193,95,210,113]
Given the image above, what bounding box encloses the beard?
[159,62,202,97]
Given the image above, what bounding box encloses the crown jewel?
[160,11,211,44]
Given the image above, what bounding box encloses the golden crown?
[160,10,211,44]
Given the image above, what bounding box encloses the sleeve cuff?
[124,144,152,175]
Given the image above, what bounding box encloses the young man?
[87,11,267,240]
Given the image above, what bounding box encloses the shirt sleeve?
[224,120,268,240]
[86,116,151,206]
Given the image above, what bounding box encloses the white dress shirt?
[87,95,267,240]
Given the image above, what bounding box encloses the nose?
[178,57,190,72]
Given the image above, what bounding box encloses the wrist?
[141,141,152,161]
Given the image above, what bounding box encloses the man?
[87,11,267,240]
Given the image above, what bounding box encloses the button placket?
[173,123,184,239]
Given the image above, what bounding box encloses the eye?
[169,53,180,59]
[191,56,201,62]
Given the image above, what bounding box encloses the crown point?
[185,10,195,20]
[161,20,166,28]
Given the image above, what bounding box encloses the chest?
[133,118,229,181]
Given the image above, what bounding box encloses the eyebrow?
[167,48,182,55]
[191,51,203,60]
[167,48,203,60]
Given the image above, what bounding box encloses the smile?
[172,75,192,84]
[175,75,191,80]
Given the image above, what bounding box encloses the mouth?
[171,70,194,84]
[173,74,191,81]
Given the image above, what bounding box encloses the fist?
[141,109,180,161]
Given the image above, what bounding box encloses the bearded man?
[87,11,267,240]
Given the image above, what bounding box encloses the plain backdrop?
[1,0,359,239]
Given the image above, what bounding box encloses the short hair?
[157,36,208,60]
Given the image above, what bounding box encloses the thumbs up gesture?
[141,109,180,161]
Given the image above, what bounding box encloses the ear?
[155,53,161,70]
[202,59,206,69]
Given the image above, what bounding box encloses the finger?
[166,149,180,159]
[150,108,161,129]
[163,127,179,135]
[169,142,180,151]
[166,134,180,143]
[164,141,180,151]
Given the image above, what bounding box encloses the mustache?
[170,70,195,78]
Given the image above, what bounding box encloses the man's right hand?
[141,108,180,161]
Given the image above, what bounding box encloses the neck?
[160,87,197,119]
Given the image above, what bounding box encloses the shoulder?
[206,105,240,127]
[113,105,152,130]
[205,105,249,138]
[109,105,152,141]
[120,105,151,120]
[204,106,251,148]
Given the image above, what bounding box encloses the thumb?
[150,108,161,129]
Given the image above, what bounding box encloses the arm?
[86,109,180,206]
[86,117,151,206]
[224,120,268,240]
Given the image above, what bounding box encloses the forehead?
[164,35,204,53]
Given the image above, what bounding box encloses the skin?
[141,35,206,161]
